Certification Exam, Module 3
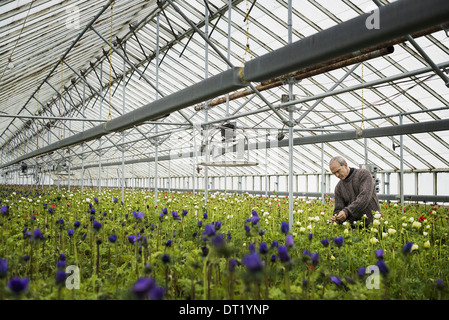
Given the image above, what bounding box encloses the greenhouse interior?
[0,0,449,302]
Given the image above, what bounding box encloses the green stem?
[203,257,209,300]
[338,247,341,278]
[96,238,100,276]
[135,243,139,280]
[30,243,34,280]
[285,267,290,300]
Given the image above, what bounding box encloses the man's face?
[330,161,350,180]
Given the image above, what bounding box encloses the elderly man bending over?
[329,156,380,227]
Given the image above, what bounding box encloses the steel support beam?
[69,117,449,171]
[243,0,449,82]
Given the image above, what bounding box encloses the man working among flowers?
[329,156,379,227]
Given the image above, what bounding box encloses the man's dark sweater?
[332,167,379,227]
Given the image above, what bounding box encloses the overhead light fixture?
[7,57,14,69]
[277,132,285,141]
[21,162,28,174]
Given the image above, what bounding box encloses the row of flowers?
[0,185,448,300]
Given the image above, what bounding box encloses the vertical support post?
[68,161,71,192]
[224,0,232,195]
[154,12,160,212]
[287,0,294,230]
[204,1,210,207]
[48,166,51,189]
[399,114,404,206]
[148,162,151,192]
[433,172,438,199]
[265,132,268,197]
[321,129,325,203]
[364,137,369,163]
[81,80,85,192]
[193,127,197,194]
[415,172,419,195]
[121,44,126,203]
[385,172,391,194]
[168,159,171,193]
[98,60,103,195]
[239,176,242,195]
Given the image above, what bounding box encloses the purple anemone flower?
[280,222,289,234]
[333,236,344,247]
[376,260,389,275]
[56,270,67,285]
[128,235,136,244]
[278,245,291,263]
[320,238,329,247]
[259,242,268,254]
[92,220,101,231]
[375,249,384,260]
[331,276,342,286]
[358,267,366,278]
[132,277,156,299]
[286,234,294,247]
[171,211,180,221]
[402,242,413,254]
[203,224,216,237]
[149,286,164,300]
[311,252,319,266]
[242,253,263,272]
[133,211,144,220]
[0,258,7,278]
[7,277,29,294]
[201,246,209,257]
[108,234,117,243]
[33,228,44,240]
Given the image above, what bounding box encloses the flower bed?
[0,186,448,300]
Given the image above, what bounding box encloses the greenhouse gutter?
[156,189,449,203]
[2,0,449,169]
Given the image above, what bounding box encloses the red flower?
[418,216,426,222]
[67,203,70,207]
[34,213,38,216]
[25,216,28,219]
[51,204,57,208]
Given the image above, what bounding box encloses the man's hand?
[331,210,347,224]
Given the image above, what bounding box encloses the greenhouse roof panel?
[1,0,449,185]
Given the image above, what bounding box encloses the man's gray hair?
[330,156,347,166]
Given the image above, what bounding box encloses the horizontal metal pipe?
[157,188,449,203]
[204,60,449,127]
[281,118,449,147]
[0,113,106,122]
[68,117,449,171]
[200,46,394,110]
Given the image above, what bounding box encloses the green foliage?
[0,186,448,300]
